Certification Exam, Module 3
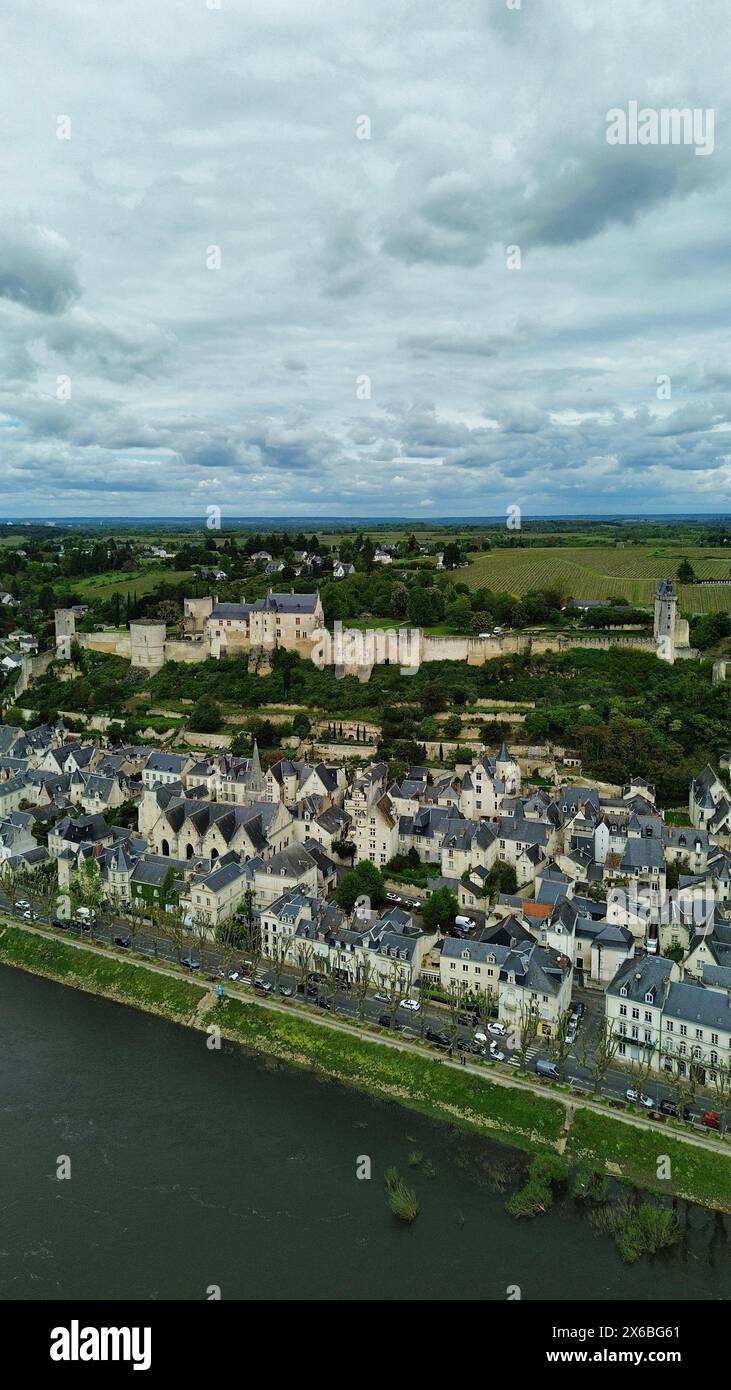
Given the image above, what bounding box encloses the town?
[2,699,731,1129]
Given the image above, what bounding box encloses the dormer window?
[619,985,627,997]
[644,992,654,1004]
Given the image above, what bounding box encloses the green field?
[463,545,731,614]
[74,567,195,601]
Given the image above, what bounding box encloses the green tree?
[421,886,458,931]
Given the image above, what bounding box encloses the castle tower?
[129,621,167,674]
[654,579,677,663]
[54,608,76,661]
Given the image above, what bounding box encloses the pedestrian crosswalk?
[508,1044,540,1067]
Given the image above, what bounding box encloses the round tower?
[129,621,167,673]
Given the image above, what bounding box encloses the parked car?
[254,978,273,993]
[181,957,200,971]
[456,1037,472,1051]
[455,915,476,930]
[702,1111,721,1130]
[399,998,421,1012]
[660,1098,678,1117]
[536,1059,560,1080]
[51,917,69,929]
[385,892,401,903]
[489,1045,506,1062]
[228,969,240,981]
[15,899,29,910]
[426,1028,450,1047]
[316,996,331,1010]
[625,1088,654,1108]
[373,991,389,1003]
[487,1022,506,1037]
[378,1013,392,1028]
[279,985,295,998]
[114,935,131,948]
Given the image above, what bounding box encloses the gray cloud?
[0,0,729,515]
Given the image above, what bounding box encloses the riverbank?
[2,922,731,1212]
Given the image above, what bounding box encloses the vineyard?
[462,546,731,614]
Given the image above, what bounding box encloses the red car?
[702,1111,721,1130]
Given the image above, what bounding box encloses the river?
[0,966,728,1300]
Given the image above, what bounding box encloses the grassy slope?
[210,996,566,1152]
[0,926,205,1019]
[566,1108,731,1213]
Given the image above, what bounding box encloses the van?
[455,915,476,930]
[536,1059,559,1080]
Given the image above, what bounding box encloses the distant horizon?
[1,511,731,527]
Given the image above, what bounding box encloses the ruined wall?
[162,638,211,664]
[79,630,132,659]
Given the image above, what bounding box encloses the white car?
[399,998,421,1012]
[489,1043,506,1062]
[625,1088,654,1109]
[474,1029,488,1044]
[15,899,29,910]
[373,991,389,1003]
[487,1022,506,1037]
[228,970,240,982]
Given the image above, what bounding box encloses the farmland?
[74,567,195,601]
[463,545,731,614]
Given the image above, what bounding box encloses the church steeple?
[244,739,267,801]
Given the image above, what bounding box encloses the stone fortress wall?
[51,578,695,681]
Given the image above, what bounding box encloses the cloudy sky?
[1,0,729,517]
